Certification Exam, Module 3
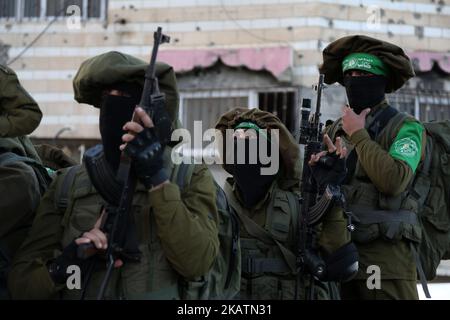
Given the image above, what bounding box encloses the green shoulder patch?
[393,137,419,158]
[389,121,424,172]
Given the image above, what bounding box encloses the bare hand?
[75,210,123,268]
[342,105,370,137]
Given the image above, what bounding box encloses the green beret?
[319,35,415,93]
[0,65,42,137]
[73,51,180,126]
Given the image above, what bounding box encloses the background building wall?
[0,0,449,142]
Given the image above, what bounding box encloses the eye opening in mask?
[100,89,133,103]
[344,69,376,77]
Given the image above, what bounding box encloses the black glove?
[47,241,85,285]
[124,127,168,189]
[310,151,347,192]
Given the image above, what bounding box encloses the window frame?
[0,0,107,22]
[389,89,450,122]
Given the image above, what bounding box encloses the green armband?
[388,121,424,173]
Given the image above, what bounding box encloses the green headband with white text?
[342,52,389,76]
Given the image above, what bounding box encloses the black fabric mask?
[99,85,141,172]
[343,75,387,114]
[231,138,278,208]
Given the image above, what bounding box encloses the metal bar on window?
[82,0,88,21]
[281,91,287,124]
[100,0,106,20]
[272,92,278,117]
[17,0,23,21]
[40,0,46,19]
[414,95,420,119]
[263,92,268,112]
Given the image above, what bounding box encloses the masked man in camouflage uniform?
[319,35,425,299]
[215,108,358,300]
[0,65,49,299]
[8,51,219,300]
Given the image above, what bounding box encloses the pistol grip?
[77,243,98,260]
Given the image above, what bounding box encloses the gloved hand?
[124,126,168,189]
[310,151,348,190]
[309,135,348,192]
[47,241,85,284]
[121,107,169,190]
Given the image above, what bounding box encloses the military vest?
[326,107,422,246]
[56,165,185,300]
[224,181,332,300]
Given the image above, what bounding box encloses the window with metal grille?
[182,95,248,138]
[257,90,297,133]
[23,0,40,17]
[45,0,72,17]
[0,0,106,20]
[0,0,15,18]
[388,89,450,121]
[46,0,103,18]
[179,91,249,161]
[87,0,101,18]
[179,88,297,161]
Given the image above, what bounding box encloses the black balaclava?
[231,136,278,209]
[99,83,142,172]
[343,75,387,114]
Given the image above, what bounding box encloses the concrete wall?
[1,0,449,139]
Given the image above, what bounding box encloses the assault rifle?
[296,74,347,299]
